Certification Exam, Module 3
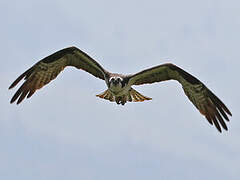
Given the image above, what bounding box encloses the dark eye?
[117,78,121,81]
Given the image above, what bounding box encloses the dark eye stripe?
[121,77,130,87]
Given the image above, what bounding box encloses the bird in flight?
[9,46,232,132]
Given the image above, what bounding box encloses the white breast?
[109,83,131,96]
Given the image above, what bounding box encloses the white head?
[109,76,123,88]
[108,75,131,95]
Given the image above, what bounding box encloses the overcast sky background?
[1,0,239,179]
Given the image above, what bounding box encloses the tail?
[96,88,152,104]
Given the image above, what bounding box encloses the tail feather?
[96,88,152,104]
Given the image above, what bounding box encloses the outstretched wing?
[9,46,108,104]
[128,63,232,132]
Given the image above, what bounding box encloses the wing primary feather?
[217,105,229,122]
[214,108,228,131]
[203,107,213,125]
[10,89,22,103]
[206,98,227,132]
[211,114,222,133]
[10,83,26,104]
[9,67,34,89]
[209,91,232,116]
[205,115,213,125]
[27,89,36,99]
[17,90,29,105]
[211,96,230,121]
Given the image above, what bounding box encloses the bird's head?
[109,76,123,88]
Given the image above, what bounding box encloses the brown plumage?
[128,63,232,132]
[9,46,232,132]
[9,47,107,104]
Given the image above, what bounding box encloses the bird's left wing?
[128,63,232,132]
[9,46,108,104]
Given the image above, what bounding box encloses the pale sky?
[1,0,239,180]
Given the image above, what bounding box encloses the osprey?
[9,46,232,132]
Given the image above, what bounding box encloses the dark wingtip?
[10,95,17,104]
[10,96,17,104]
[224,107,232,117]
[209,90,232,117]
[9,84,14,90]
[9,67,34,90]
[10,96,19,104]
[9,80,19,89]
[228,111,232,117]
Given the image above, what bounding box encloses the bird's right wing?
[9,46,108,104]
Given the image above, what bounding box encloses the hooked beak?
[113,80,118,85]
